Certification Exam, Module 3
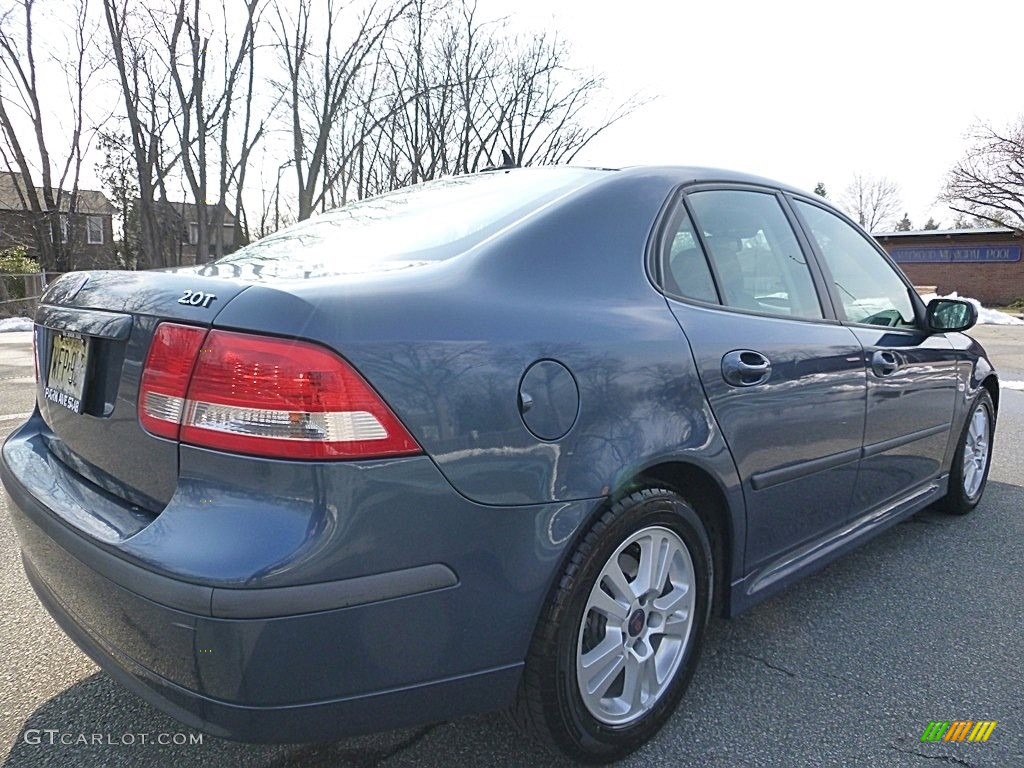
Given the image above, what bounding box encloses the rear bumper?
[21,552,521,742]
[1,415,598,741]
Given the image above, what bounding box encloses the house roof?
[0,172,115,215]
[137,198,236,226]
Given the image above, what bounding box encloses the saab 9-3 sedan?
[1,166,997,762]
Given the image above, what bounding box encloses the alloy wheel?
[575,525,696,726]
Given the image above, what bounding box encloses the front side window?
[687,190,823,319]
[86,215,104,244]
[794,200,916,328]
[661,202,718,304]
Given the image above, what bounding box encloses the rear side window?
[661,203,719,303]
[687,190,823,320]
[794,200,916,328]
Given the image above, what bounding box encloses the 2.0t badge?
[178,289,216,308]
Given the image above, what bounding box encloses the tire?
[512,488,713,763]
[936,390,995,515]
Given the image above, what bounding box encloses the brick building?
[875,227,1024,305]
[0,172,116,269]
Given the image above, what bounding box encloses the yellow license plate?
[45,332,90,413]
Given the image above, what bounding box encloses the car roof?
[610,165,813,197]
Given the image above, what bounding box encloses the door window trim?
[648,181,843,325]
[785,194,928,333]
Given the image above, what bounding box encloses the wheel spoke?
[643,646,663,692]
[964,461,976,489]
[646,533,674,596]
[653,582,689,614]
[971,410,986,440]
[621,653,643,714]
[579,634,625,698]
[589,587,630,622]
[661,608,691,636]
[602,560,636,603]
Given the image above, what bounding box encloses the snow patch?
[0,317,33,333]
[919,292,1024,326]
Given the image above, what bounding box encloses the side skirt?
[725,474,949,617]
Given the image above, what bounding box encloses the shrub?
[0,245,40,275]
[0,245,41,308]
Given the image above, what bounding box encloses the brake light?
[139,325,420,460]
[138,323,207,439]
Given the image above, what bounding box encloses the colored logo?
[920,721,997,743]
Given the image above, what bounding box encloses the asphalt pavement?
[1,327,1022,768]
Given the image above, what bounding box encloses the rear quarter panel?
[210,170,744,518]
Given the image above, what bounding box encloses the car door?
[658,186,867,572]
[790,198,959,513]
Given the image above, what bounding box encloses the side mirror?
[926,298,977,333]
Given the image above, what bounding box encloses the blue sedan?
[0,166,997,761]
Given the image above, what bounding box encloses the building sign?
[890,245,1021,264]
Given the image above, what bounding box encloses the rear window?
[200,168,606,280]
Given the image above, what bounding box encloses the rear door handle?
[871,350,901,377]
[722,350,772,387]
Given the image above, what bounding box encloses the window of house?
[686,190,823,320]
[189,223,199,245]
[794,200,916,328]
[86,215,104,245]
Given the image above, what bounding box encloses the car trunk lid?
[34,270,250,511]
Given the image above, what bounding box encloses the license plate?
[45,331,90,413]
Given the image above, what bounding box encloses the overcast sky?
[474,0,1022,230]
[16,0,1022,232]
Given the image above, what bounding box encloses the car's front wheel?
[937,390,995,515]
[513,488,713,762]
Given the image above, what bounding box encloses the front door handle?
[722,350,772,387]
[871,350,901,377]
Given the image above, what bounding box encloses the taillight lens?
[139,323,207,439]
[139,325,420,460]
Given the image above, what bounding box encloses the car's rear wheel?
[937,390,995,515]
[512,488,712,762]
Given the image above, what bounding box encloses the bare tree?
[0,0,101,270]
[842,173,901,232]
[152,0,273,262]
[273,0,411,221]
[102,0,185,268]
[316,0,644,204]
[942,120,1024,233]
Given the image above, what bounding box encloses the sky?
[472,0,1024,230]
[12,0,1024,233]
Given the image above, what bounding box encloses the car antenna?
[481,149,521,173]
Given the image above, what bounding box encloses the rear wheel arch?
[625,461,734,618]
[513,486,714,760]
[521,461,736,687]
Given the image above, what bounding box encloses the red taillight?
[138,323,207,439]
[139,325,420,460]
